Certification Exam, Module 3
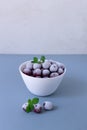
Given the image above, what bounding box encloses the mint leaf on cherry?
[32,98,39,104]
[26,104,32,113]
[32,56,46,64]
[40,56,45,63]
[32,57,38,63]
[26,97,39,113]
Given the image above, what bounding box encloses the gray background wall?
[0,0,87,54]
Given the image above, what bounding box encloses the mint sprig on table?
[26,98,39,113]
[32,56,45,63]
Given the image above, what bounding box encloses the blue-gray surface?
[0,54,87,130]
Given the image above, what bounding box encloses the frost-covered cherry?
[34,104,42,113]
[42,60,51,69]
[57,63,64,69]
[50,72,59,78]
[50,64,58,72]
[33,69,41,77]
[26,62,33,69]
[33,63,41,69]
[42,69,50,77]
[60,65,65,71]
[58,67,64,75]
[23,68,32,75]
[22,102,28,112]
[43,101,53,110]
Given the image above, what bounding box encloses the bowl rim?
[19,60,66,79]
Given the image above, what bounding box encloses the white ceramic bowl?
[19,60,66,96]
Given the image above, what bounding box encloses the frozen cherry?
[22,102,28,112]
[43,101,53,110]
[26,62,33,69]
[50,64,58,72]
[33,63,41,69]
[50,72,59,78]
[23,68,32,75]
[57,63,64,69]
[33,69,41,77]
[58,67,64,75]
[42,69,50,77]
[42,60,51,69]
[34,104,42,113]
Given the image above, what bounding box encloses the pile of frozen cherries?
[22,56,65,78]
[22,97,54,113]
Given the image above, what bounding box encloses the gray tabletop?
[0,54,87,130]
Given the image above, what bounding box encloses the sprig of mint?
[32,56,45,64]
[32,57,38,63]
[40,56,45,63]
[26,98,39,113]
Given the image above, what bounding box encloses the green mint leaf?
[32,57,38,63]
[28,99,31,104]
[25,97,39,113]
[28,99,31,103]
[26,100,34,112]
[32,98,39,104]
[30,104,34,110]
[32,56,45,63]
[40,56,45,63]
[28,99,34,109]
[26,105,32,113]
